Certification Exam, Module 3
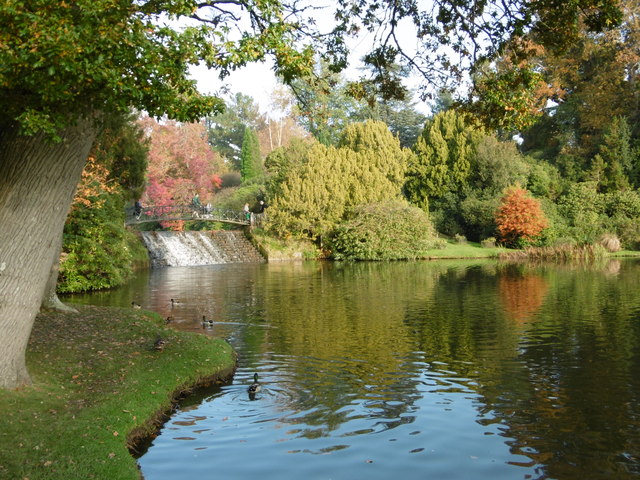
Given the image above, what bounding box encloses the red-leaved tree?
[495,186,548,246]
[140,117,223,229]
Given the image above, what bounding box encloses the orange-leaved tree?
[495,186,548,247]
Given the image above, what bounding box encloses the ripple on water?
[91,260,640,480]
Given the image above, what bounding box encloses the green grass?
[419,239,505,259]
[249,231,504,261]
[0,306,236,479]
[421,240,640,260]
[611,249,640,257]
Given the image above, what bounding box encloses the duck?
[153,336,168,351]
[170,299,183,307]
[131,301,142,310]
[201,315,214,328]
[165,316,174,324]
[247,373,261,396]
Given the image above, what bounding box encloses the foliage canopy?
[0,0,315,137]
[0,0,623,138]
[405,110,484,210]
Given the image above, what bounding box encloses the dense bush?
[459,193,499,241]
[553,182,640,247]
[59,159,147,292]
[59,218,145,293]
[603,190,640,218]
[329,201,445,260]
[614,218,640,250]
[58,115,150,293]
[210,181,265,212]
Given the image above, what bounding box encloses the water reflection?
[498,265,549,324]
[66,259,640,479]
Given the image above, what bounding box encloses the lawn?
[0,306,236,479]
[421,239,504,259]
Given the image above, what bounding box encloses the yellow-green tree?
[266,121,410,240]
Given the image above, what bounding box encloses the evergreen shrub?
[329,201,445,260]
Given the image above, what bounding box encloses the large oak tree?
[0,0,313,389]
[0,0,622,389]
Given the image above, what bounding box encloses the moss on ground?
[0,306,236,480]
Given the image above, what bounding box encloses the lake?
[67,258,640,479]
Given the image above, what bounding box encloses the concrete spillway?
[141,230,264,267]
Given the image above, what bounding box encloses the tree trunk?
[40,231,78,313]
[0,119,96,389]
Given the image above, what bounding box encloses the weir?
[141,230,264,267]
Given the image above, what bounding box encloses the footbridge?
[125,204,257,226]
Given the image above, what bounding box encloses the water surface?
[68,259,640,479]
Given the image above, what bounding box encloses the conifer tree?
[590,116,633,192]
[267,121,409,240]
[240,127,262,181]
[405,110,484,211]
[338,120,410,187]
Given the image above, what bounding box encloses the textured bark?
[0,120,96,388]
[40,231,78,313]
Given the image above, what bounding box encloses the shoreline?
[0,305,237,480]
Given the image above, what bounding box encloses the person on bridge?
[134,200,142,219]
[243,203,250,221]
[192,193,201,208]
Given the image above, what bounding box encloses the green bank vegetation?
[55,2,640,287]
[0,306,236,480]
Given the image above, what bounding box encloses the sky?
[190,50,433,117]
[190,60,280,114]
[188,10,434,116]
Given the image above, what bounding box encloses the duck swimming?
[131,301,142,310]
[247,373,261,397]
[170,299,183,307]
[201,315,214,328]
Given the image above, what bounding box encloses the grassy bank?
[0,306,236,480]
[420,239,504,259]
[249,229,503,261]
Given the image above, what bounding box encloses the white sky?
[188,12,434,116]
[190,61,280,114]
[190,53,433,116]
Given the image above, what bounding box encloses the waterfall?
[140,231,263,267]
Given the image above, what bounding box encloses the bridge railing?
[125,204,253,226]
